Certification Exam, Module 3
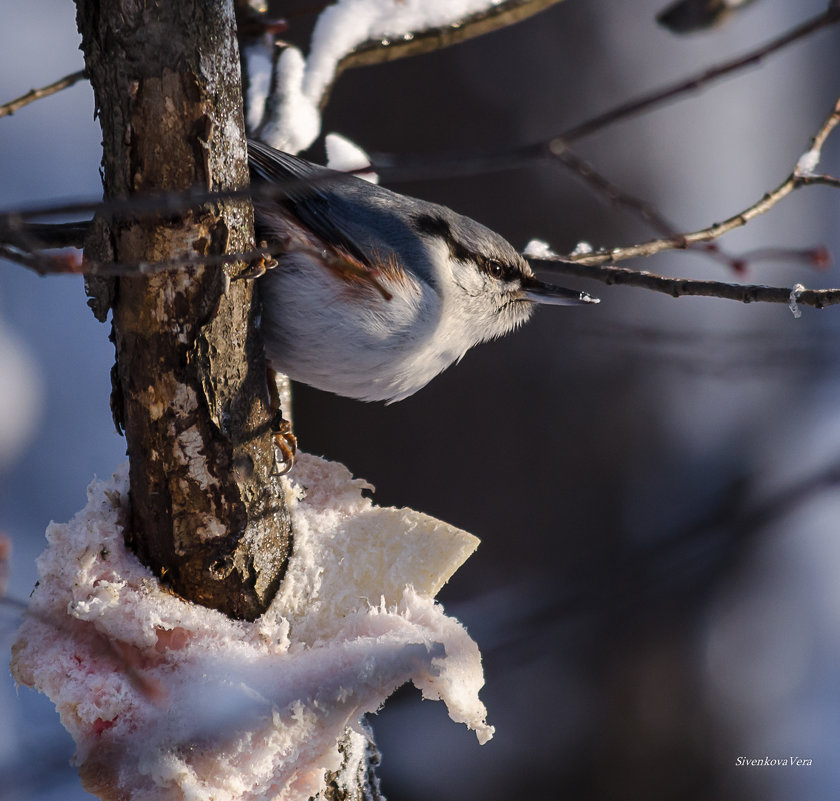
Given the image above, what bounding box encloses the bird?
[248,138,598,405]
[1,140,598,469]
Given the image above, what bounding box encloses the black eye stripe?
[413,213,523,282]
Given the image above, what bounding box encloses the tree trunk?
[74,0,291,620]
[73,3,387,797]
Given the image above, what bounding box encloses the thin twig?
[0,237,281,279]
[0,245,85,275]
[573,174,797,267]
[552,149,679,239]
[530,96,840,307]
[0,70,87,119]
[0,170,345,226]
[564,96,840,268]
[537,259,840,308]
[550,148,758,273]
[555,4,840,146]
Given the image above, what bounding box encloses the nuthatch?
[249,139,598,404]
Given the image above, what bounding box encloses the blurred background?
[2,0,840,799]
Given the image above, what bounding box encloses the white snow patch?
[523,239,594,261]
[570,241,594,257]
[243,42,273,134]
[523,239,559,260]
[325,134,379,184]
[795,148,821,177]
[259,47,322,155]
[11,454,491,801]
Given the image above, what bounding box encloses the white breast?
[260,252,458,402]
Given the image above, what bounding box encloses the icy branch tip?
[788,283,806,319]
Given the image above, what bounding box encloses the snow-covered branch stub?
[247,0,532,154]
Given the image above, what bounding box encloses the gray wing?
[247,139,373,268]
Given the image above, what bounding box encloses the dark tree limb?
[536,259,840,309]
[555,3,840,146]
[530,94,840,308]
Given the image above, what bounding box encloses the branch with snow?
[11,454,493,801]
[4,2,839,295]
[244,0,566,154]
[526,95,840,310]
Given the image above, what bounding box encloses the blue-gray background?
[2,1,839,799]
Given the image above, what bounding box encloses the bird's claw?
[236,241,278,280]
[271,411,297,475]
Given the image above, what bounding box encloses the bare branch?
[548,148,768,273]
[3,234,287,280]
[556,4,839,145]
[572,174,797,267]
[370,4,840,179]
[0,244,82,274]
[529,96,840,308]
[562,96,840,267]
[0,70,87,119]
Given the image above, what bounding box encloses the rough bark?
[74,0,291,621]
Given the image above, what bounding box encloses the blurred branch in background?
[657,0,762,34]
[0,70,86,119]
[368,2,840,177]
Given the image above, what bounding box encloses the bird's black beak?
[521,276,599,306]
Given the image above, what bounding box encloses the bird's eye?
[486,259,506,279]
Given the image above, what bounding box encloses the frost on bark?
[74,0,291,621]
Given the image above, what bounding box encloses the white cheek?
[449,261,486,297]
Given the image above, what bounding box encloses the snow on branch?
[245,0,565,153]
[527,96,840,309]
[11,455,492,801]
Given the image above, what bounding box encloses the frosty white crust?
[11,454,492,801]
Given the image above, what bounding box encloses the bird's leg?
[266,366,297,475]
